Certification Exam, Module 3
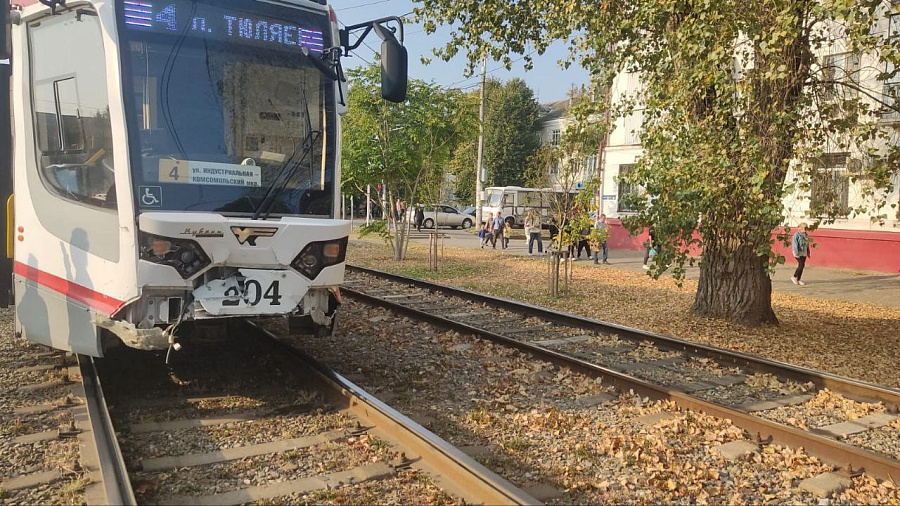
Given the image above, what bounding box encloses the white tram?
[0,0,407,356]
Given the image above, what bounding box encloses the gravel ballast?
[0,308,89,505]
[347,239,900,390]
[271,299,900,503]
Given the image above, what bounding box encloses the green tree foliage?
[416,0,900,326]
[342,62,470,259]
[484,78,543,187]
[449,139,477,203]
[445,78,542,198]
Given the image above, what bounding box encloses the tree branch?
[818,79,900,113]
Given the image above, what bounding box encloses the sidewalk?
[398,228,900,309]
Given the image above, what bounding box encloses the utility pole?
[474,58,487,227]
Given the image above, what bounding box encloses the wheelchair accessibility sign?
[139,186,162,207]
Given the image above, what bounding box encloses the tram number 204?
[222,280,283,307]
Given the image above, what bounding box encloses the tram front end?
[6,0,407,357]
[126,213,349,351]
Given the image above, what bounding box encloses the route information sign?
[158,159,262,187]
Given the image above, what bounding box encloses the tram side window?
[29,9,116,209]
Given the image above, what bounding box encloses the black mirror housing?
[1,0,10,61]
[380,39,407,103]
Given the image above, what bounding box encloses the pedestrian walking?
[576,218,592,260]
[525,211,543,255]
[642,225,658,269]
[491,213,505,250]
[548,218,560,247]
[593,213,609,265]
[502,219,512,249]
[396,198,405,222]
[480,213,493,248]
[791,222,811,286]
[562,214,576,258]
[414,204,425,232]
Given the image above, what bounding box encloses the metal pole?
[431,234,437,271]
[350,196,355,230]
[474,58,486,227]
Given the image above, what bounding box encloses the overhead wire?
[339,0,394,11]
[445,50,539,89]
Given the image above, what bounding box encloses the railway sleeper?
[156,462,397,506]
[139,429,350,473]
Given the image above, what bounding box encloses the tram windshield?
[117,0,336,217]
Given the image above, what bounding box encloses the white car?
[411,205,475,229]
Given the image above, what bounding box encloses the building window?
[582,154,598,180]
[883,11,900,120]
[623,110,644,145]
[617,163,638,213]
[626,72,641,91]
[889,8,900,40]
[809,153,850,218]
[823,52,861,99]
[884,79,899,121]
[551,129,561,146]
[885,4,900,119]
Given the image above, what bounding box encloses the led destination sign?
[122,1,326,53]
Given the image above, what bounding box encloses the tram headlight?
[291,237,348,279]
[139,232,211,279]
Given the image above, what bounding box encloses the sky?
[333,0,591,103]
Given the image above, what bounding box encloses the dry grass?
[347,239,900,389]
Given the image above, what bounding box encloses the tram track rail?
[95,320,536,505]
[77,355,138,505]
[1,351,136,505]
[249,322,540,505]
[344,264,900,483]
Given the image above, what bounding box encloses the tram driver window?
[29,9,116,210]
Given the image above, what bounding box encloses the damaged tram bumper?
[102,214,350,351]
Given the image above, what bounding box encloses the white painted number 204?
[222,280,283,306]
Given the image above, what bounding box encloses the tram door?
[12,7,134,356]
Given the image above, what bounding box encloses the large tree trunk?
[691,243,777,326]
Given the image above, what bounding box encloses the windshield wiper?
[252,86,320,220]
[251,129,320,220]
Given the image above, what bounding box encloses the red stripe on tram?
[14,262,125,315]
